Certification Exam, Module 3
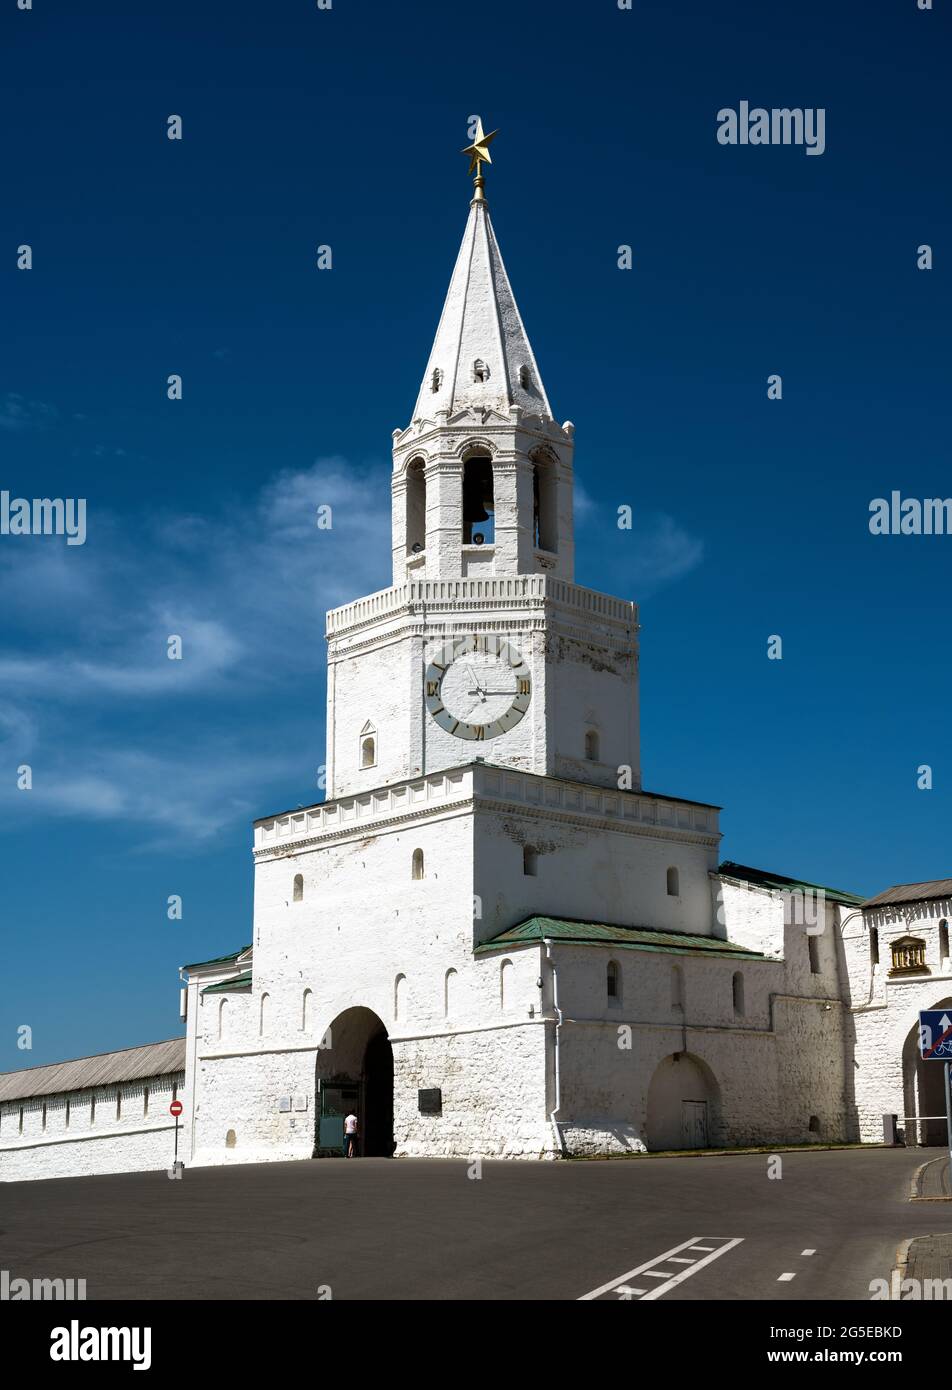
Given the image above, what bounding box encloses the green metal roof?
[182,944,252,972]
[201,971,253,996]
[475,916,764,960]
[717,861,864,907]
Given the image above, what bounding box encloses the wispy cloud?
[0,458,390,845]
[627,512,704,590]
[0,392,58,432]
[574,481,705,598]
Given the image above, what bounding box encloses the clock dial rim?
[424,635,531,741]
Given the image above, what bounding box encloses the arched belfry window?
[405,458,426,556]
[732,971,745,1016]
[519,364,531,390]
[359,721,377,769]
[607,960,621,1005]
[293,873,304,902]
[430,368,443,393]
[585,729,600,762]
[666,866,680,897]
[463,456,495,545]
[412,848,425,880]
[532,455,558,552]
[473,359,490,383]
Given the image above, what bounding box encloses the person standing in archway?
[344,1109,359,1158]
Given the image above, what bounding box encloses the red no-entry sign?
[169,1100,183,1117]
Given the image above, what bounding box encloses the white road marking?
[578,1236,744,1302]
[615,1285,646,1298]
[778,1272,796,1282]
[669,1257,695,1264]
[801,1249,816,1256]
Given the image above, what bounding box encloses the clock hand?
[463,663,484,695]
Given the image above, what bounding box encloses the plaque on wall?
[418,1088,443,1115]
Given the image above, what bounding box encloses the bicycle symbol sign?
[919,1010,952,1061]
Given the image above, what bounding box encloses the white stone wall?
[841,898,952,1141]
[393,1017,552,1158]
[551,937,849,1153]
[0,1072,184,1182]
[190,789,553,1164]
[475,792,720,947]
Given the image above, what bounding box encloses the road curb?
[909,1156,952,1202]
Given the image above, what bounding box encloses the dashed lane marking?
[578,1236,744,1302]
[778,1272,796,1282]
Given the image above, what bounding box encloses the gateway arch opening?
[315,1006,394,1157]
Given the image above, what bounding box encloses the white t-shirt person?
[344,1112,358,1156]
[344,1113,358,1135]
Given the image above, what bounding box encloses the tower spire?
[410,120,552,423]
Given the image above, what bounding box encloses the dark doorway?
[363,1027,394,1156]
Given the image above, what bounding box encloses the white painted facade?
[2,165,947,1182]
[0,1067,184,1182]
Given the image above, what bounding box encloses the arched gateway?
[314,1007,394,1157]
[901,996,952,1146]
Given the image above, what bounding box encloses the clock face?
[425,635,531,741]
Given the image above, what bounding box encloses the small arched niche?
[500,958,513,1011]
[359,721,377,769]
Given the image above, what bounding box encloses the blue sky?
[3,0,950,1068]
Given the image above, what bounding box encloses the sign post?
[918,1010,952,1193]
[169,1099,184,1180]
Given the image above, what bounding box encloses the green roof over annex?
[475,916,764,961]
[716,862,864,908]
[200,971,253,996]
[181,945,252,972]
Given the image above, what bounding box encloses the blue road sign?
[919,1010,952,1061]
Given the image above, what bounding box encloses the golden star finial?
[461,118,499,198]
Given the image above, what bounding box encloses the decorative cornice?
[475,796,720,848]
[253,794,477,860]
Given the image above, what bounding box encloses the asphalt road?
[1,1148,949,1301]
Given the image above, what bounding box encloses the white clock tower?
[325,126,641,800]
